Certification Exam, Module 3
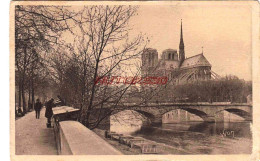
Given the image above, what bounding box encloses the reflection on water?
[110,110,252,154]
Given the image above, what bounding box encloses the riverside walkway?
[15,108,57,155]
[15,107,122,155]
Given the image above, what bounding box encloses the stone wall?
[57,121,122,155]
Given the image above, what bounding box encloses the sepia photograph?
[10,1,260,160]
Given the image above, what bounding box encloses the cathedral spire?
[179,19,185,65]
[180,19,184,45]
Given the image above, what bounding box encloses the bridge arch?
[161,107,209,122]
[134,110,156,121]
[111,109,155,124]
[215,108,252,121]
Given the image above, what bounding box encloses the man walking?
[45,98,54,128]
[34,99,42,119]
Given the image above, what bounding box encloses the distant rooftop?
[180,53,211,69]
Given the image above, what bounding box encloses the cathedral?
[141,20,219,85]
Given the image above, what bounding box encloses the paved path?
[15,108,57,155]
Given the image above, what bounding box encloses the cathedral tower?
[141,48,158,76]
[179,19,185,65]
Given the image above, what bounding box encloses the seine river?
[132,122,252,154]
[110,110,252,154]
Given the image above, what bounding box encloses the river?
[110,110,252,154]
[133,122,252,154]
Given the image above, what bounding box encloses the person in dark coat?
[34,99,42,119]
[45,98,54,128]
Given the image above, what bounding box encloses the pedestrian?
[45,98,54,128]
[34,99,42,119]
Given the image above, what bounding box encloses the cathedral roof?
[180,53,211,69]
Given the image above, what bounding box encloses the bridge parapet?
[103,102,252,109]
[104,102,252,107]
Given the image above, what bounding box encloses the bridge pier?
[203,116,216,123]
[150,115,163,125]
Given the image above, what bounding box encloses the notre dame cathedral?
[141,20,219,85]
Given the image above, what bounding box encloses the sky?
[128,4,252,80]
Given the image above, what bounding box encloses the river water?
[110,110,252,154]
[133,122,252,154]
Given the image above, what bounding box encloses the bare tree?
[15,5,177,128]
[43,6,149,129]
[15,5,78,113]
[66,6,147,128]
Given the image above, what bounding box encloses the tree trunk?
[28,79,31,110]
[21,82,26,114]
[18,76,22,108]
[85,60,99,127]
[32,77,35,110]
[22,46,27,113]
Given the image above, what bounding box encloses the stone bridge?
[93,103,252,124]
